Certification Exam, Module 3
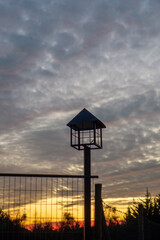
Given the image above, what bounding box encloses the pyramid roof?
[67,108,106,130]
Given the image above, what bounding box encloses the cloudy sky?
[1,0,160,211]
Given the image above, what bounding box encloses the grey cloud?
[38,68,57,79]
[51,32,83,61]
[106,160,160,178]
[16,127,78,169]
[1,0,160,208]
[11,34,42,56]
[94,88,160,123]
[99,160,160,198]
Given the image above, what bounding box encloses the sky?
[1,0,160,212]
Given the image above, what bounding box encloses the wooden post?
[84,146,91,240]
[95,184,102,240]
[138,204,144,240]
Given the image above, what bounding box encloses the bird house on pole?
[67,108,106,150]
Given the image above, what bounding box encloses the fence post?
[138,204,144,240]
[95,183,102,240]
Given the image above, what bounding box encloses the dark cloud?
[1,0,160,210]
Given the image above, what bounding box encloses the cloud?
[1,0,160,210]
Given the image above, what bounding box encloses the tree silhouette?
[59,212,80,232]
[124,188,160,240]
[125,188,160,224]
[0,209,27,240]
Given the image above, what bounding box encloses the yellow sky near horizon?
[1,195,146,226]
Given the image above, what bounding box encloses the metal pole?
[95,184,102,240]
[84,146,91,240]
[138,204,144,240]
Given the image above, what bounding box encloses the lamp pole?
[66,108,106,240]
[84,146,91,240]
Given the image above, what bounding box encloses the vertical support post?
[70,128,72,146]
[138,204,144,240]
[95,184,102,240]
[94,123,96,145]
[84,146,91,240]
[78,130,80,150]
[100,128,102,148]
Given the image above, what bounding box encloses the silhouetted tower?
[67,108,106,240]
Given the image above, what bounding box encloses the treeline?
[0,211,83,240]
[106,189,160,240]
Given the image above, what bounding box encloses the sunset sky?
[1,0,160,212]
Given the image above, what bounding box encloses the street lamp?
[67,108,106,240]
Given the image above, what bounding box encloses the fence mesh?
[0,174,96,240]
